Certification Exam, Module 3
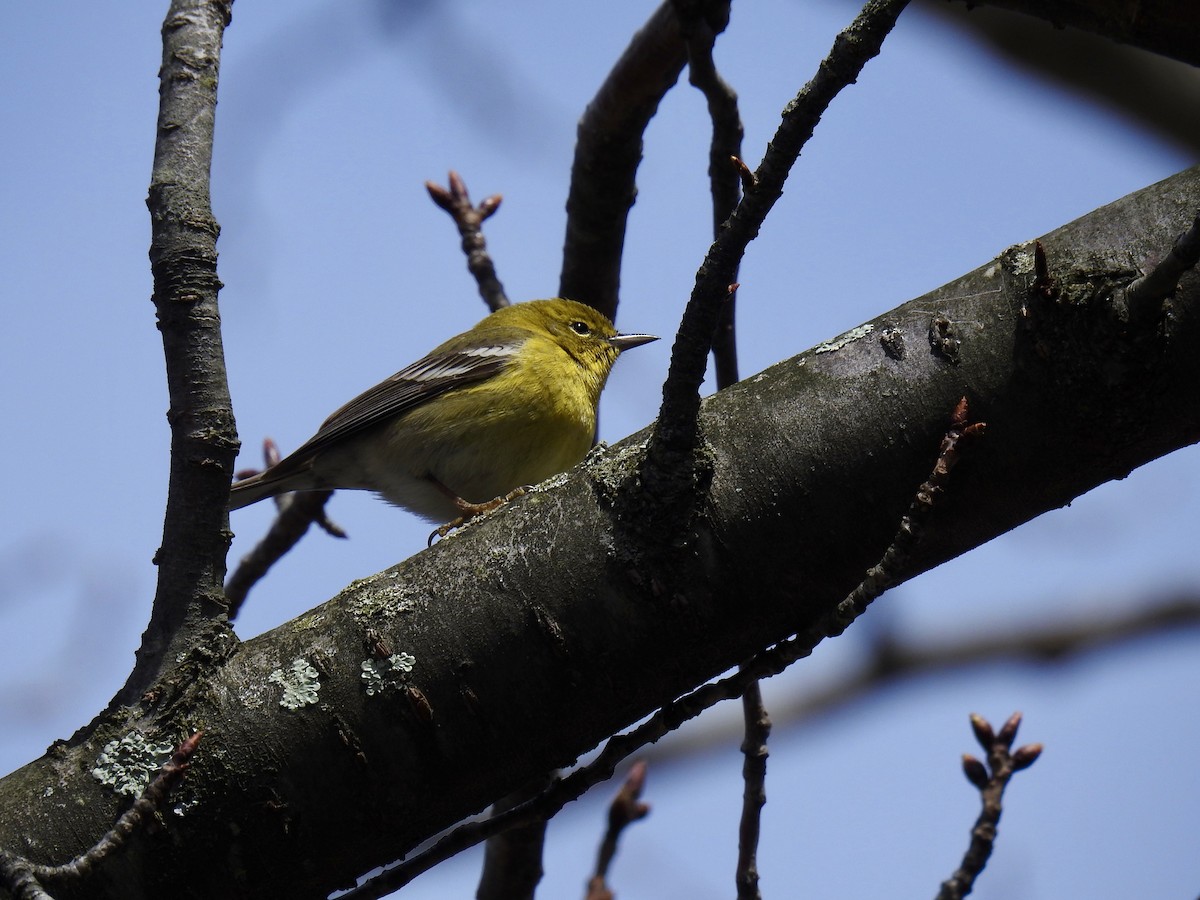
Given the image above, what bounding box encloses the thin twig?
[634,593,1200,765]
[341,613,851,899]
[645,0,910,512]
[585,761,650,900]
[225,488,340,618]
[426,171,508,311]
[936,714,1042,900]
[0,855,54,900]
[0,733,203,899]
[674,0,744,389]
[824,397,984,637]
[735,681,770,900]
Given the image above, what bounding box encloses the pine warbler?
[229,298,657,523]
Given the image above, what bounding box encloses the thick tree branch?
[925,2,1200,156]
[558,1,694,318]
[941,0,1200,68]
[345,402,979,898]
[2,163,1197,899]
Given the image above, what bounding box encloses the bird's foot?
[428,486,529,546]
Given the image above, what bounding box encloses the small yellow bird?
[229,298,657,523]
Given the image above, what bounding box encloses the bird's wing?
[281,337,525,465]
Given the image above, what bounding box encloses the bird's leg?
[427,479,529,545]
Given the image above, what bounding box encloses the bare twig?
[426,171,508,311]
[225,487,340,619]
[0,855,54,900]
[343,611,864,899]
[824,397,984,637]
[585,762,650,900]
[633,593,1200,765]
[644,0,910,512]
[341,596,878,899]
[676,0,741,236]
[937,714,1042,900]
[0,733,203,899]
[735,682,770,900]
[674,0,744,389]
[225,438,345,617]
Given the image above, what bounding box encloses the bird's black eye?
[569,320,591,336]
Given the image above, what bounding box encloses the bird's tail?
[228,472,286,510]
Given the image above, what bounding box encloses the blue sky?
[2,2,1197,897]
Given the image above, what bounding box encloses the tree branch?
[116,0,238,709]
[348,398,977,897]
[937,713,1042,899]
[474,774,553,900]
[4,160,1200,898]
[675,0,744,389]
[426,171,509,311]
[585,762,650,900]
[924,2,1200,156]
[558,1,692,318]
[0,733,201,899]
[939,0,1200,68]
[735,681,769,900]
[644,592,1200,765]
[224,488,339,619]
[639,0,910,522]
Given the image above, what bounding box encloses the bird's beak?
[609,332,659,351]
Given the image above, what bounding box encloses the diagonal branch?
[644,593,1200,764]
[6,162,1200,898]
[938,0,1200,68]
[0,733,202,899]
[224,488,339,619]
[643,0,911,509]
